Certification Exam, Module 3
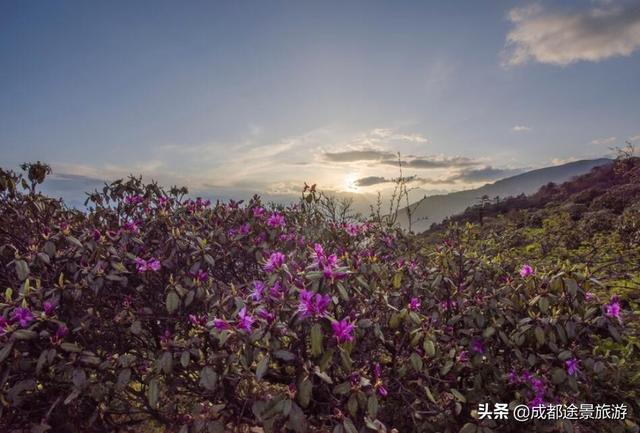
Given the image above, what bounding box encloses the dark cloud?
[450,166,525,182]
[354,176,389,187]
[392,157,477,169]
[323,149,396,162]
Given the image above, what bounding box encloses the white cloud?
[503,3,640,66]
[512,125,532,132]
[628,134,640,142]
[591,136,617,145]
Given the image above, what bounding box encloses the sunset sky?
[1,0,640,205]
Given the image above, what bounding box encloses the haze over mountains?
[397,158,612,232]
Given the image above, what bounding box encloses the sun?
[344,173,360,192]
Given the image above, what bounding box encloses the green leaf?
[116,368,131,389]
[459,423,477,433]
[367,395,379,417]
[334,382,351,395]
[410,353,423,372]
[13,329,38,340]
[60,342,82,353]
[424,386,436,404]
[551,368,567,384]
[310,323,323,357]
[314,366,333,384]
[166,291,180,314]
[15,260,29,281]
[256,356,269,381]
[199,366,218,391]
[423,339,436,357]
[159,351,173,374]
[148,379,159,409]
[450,388,466,403]
[130,320,142,335]
[66,236,83,248]
[534,327,545,345]
[538,297,549,314]
[0,342,13,364]
[343,418,358,433]
[297,377,312,408]
[274,350,296,362]
[180,351,190,368]
[440,360,454,376]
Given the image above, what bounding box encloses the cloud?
[512,125,532,132]
[380,155,478,169]
[628,134,640,142]
[323,149,397,162]
[449,166,525,183]
[353,176,389,187]
[591,136,617,145]
[503,3,640,66]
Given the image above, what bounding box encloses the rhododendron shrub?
[0,164,637,433]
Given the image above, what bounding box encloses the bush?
[0,164,638,433]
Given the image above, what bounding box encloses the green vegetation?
[0,156,638,433]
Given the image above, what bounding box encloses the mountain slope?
[398,158,612,232]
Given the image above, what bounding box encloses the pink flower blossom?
[519,264,534,278]
[237,306,255,333]
[252,206,265,218]
[471,337,485,354]
[43,301,56,316]
[605,296,621,319]
[373,363,387,397]
[264,252,286,272]
[332,318,354,343]
[210,319,231,331]
[408,297,421,311]
[298,289,332,319]
[267,212,286,228]
[135,257,161,272]
[11,307,33,328]
[251,281,266,301]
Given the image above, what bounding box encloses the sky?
[1,0,640,207]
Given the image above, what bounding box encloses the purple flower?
[264,252,286,272]
[251,281,266,301]
[252,206,265,218]
[147,258,161,271]
[373,362,387,397]
[238,223,251,235]
[51,324,68,343]
[470,337,485,354]
[194,269,208,282]
[298,290,331,319]
[519,264,534,278]
[135,257,161,272]
[210,318,231,331]
[257,308,275,323]
[345,223,361,237]
[43,301,56,316]
[566,358,579,376]
[585,292,596,302]
[92,229,101,241]
[408,297,421,311]
[267,212,286,228]
[11,307,34,328]
[237,307,255,333]
[605,296,621,319]
[331,318,354,343]
[457,350,469,363]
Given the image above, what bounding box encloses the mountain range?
[397,158,613,232]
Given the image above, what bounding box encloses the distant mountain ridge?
[398,158,613,232]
